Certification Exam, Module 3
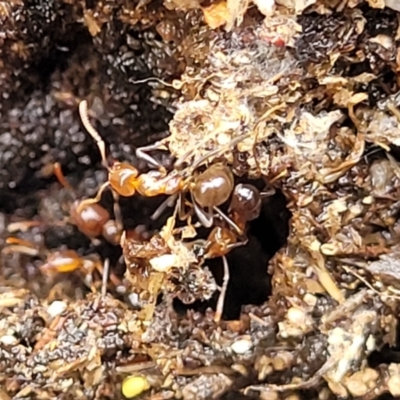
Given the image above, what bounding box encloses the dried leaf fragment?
[225,0,249,31]
[366,0,385,7]
[385,0,400,11]
[317,134,365,184]
[252,0,275,15]
[202,2,230,29]
[275,0,317,14]
[202,0,250,31]
[83,11,102,36]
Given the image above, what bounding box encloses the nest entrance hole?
[173,187,291,320]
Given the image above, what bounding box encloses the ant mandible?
[78,100,250,230]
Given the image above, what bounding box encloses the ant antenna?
[53,162,74,192]
[79,100,109,169]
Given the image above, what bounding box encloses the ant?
[78,100,251,231]
[52,162,122,246]
[204,183,263,259]
[40,249,99,275]
[2,237,116,294]
[39,249,119,295]
[197,183,263,323]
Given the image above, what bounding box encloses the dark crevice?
[21,22,91,95]
[369,320,400,368]
[174,188,291,320]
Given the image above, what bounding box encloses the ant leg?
[136,142,168,172]
[150,194,178,220]
[260,185,276,198]
[53,163,73,191]
[79,100,109,169]
[174,135,225,170]
[190,132,252,171]
[177,193,187,221]
[174,148,198,169]
[224,238,249,253]
[76,182,110,213]
[80,258,98,292]
[213,206,243,236]
[214,255,230,324]
[53,162,78,204]
[177,193,195,222]
[191,194,213,228]
[110,190,123,238]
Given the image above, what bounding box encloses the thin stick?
[387,102,400,123]
[342,265,400,301]
[214,255,230,323]
[101,258,110,299]
[129,76,175,87]
[248,312,269,326]
[79,100,109,169]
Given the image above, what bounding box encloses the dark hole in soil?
[23,22,92,95]
[369,320,400,368]
[369,345,400,367]
[173,188,291,320]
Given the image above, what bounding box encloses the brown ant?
[205,183,263,258]
[78,100,250,230]
[52,162,122,245]
[39,249,119,294]
[40,249,99,275]
[2,237,117,293]
[199,183,263,323]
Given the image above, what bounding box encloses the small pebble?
[231,336,252,354]
[150,254,176,272]
[122,375,150,398]
[0,335,18,346]
[47,301,67,319]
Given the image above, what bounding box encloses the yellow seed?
[122,375,150,398]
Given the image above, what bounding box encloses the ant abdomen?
[192,164,234,208]
[40,250,82,274]
[71,201,110,238]
[229,183,261,222]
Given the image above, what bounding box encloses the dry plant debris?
[3,0,400,399]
